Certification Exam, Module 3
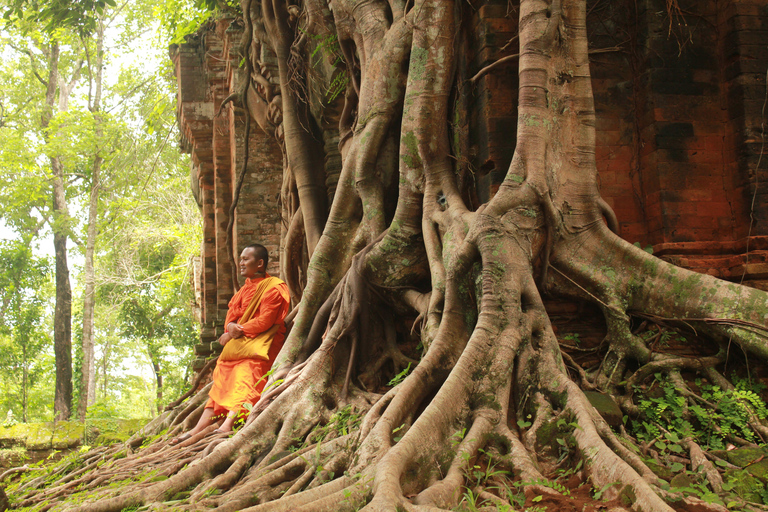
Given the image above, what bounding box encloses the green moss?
[535,420,559,453]
[619,484,636,506]
[52,421,84,450]
[746,459,768,484]
[408,47,428,81]
[522,114,541,127]
[23,423,52,451]
[669,473,694,489]
[401,131,421,169]
[725,447,764,468]
[0,423,29,448]
[643,458,673,480]
[91,418,147,446]
[723,468,765,502]
[583,391,623,427]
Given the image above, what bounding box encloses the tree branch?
[6,42,48,87]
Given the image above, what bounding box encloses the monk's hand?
[228,322,245,338]
[218,332,232,346]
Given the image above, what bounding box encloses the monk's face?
[239,248,264,279]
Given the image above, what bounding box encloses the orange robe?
[206,274,290,415]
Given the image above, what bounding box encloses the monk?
[172,243,290,443]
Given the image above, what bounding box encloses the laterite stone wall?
[469,0,768,287]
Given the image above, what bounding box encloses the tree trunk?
[151,357,163,416]
[52,222,73,421]
[78,17,105,422]
[21,345,28,424]
[41,41,73,422]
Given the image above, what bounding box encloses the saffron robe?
[206,274,290,415]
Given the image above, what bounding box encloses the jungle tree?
[8,0,768,511]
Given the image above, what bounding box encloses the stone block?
[0,447,29,468]
[51,421,83,450]
[23,423,52,451]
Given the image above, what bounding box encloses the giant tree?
[9,0,768,510]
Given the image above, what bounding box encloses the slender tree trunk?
[41,41,73,422]
[150,357,163,416]
[22,345,28,423]
[102,345,109,401]
[78,18,105,422]
[52,223,72,421]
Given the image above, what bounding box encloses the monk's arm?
[240,288,288,338]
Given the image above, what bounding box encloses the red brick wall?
[469,0,768,287]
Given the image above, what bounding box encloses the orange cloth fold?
[206,274,290,414]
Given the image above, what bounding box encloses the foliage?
[632,372,768,450]
[0,0,202,421]
[0,239,54,422]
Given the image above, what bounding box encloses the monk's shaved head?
[243,243,268,267]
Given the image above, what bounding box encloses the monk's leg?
[187,407,217,435]
[217,410,239,432]
[171,406,218,445]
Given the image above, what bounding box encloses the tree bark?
[78,17,105,422]
[41,40,73,422]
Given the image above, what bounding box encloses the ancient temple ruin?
[170,0,768,367]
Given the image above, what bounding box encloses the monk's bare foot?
[169,433,192,446]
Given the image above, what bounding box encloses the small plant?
[303,405,363,448]
[561,333,581,346]
[451,428,467,448]
[631,372,768,452]
[392,423,406,443]
[633,241,654,254]
[523,478,570,497]
[457,488,481,511]
[467,450,510,486]
[388,363,412,386]
[593,481,620,501]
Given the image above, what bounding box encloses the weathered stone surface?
[669,473,694,489]
[0,447,28,468]
[24,423,52,451]
[725,446,765,467]
[171,18,284,358]
[0,419,147,464]
[51,421,83,450]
